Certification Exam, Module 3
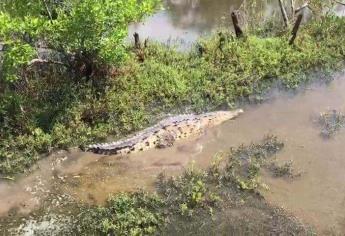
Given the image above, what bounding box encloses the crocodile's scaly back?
[86,109,243,155]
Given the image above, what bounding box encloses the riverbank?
[1,15,345,175]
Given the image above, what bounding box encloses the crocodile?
[86,109,243,155]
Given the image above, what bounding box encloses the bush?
[77,192,165,235]
[0,0,159,82]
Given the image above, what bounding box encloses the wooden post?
[278,0,289,28]
[197,43,205,57]
[133,32,140,49]
[144,38,149,48]
[231,11,243,38]
[289,13,303,45]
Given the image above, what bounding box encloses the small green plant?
[77,191,165,236]
[318,110,345,138]
[268,160,300,178]
[223,135,284,190]
[157,168,216,217]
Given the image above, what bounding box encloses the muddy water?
[128,0,281,46]
[2,73,345,234]
[128,0,344,46]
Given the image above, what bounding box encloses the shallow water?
[128,0,281,46]
[127,0,345,49]
[2,73,345,234]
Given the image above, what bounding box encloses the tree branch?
[334,0,345,6]
[278,0,289,28]
[42,0,53,23]
[291,0,295,19]
[295,3,309,14]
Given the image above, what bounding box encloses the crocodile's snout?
[218,109,244,121]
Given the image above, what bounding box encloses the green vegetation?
[60,136,312,235]
[0,1,345,175]
[268,160,300,178]
[318,109,345,138]
[77,192,165,235]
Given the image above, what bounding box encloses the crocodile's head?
[201,109,244,126]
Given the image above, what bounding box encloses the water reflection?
[128,0,280,45]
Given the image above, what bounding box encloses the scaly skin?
[86,109,243,155]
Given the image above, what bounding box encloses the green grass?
[0,16,345,175]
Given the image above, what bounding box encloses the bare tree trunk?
[278,0,289,28]
[231,11,244,38]
[289,13,303,45]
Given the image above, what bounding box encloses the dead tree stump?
[133,32,140,49]
[231,11,243,38]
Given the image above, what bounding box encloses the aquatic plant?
[223,135,284,190]
[318,109,345,138]
[268,160,300,178]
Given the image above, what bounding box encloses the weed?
[268,160,301,178]
[76,191,165,236]
[318,109,345,138]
